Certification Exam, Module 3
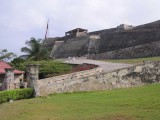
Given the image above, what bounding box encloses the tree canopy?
[0,49,16,61]
[21,38,50,61]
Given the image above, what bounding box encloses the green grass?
[102,56,160,64]
[0,84,160,120]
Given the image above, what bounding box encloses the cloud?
[0,0,160,55]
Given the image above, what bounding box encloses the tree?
[11,57,26,70]
[21,38,50,61]
[0,49,16,61]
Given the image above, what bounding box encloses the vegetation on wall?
[11,60,73,77]
[37,60,73,76]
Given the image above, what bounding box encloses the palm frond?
[21,38,50,61]
[21,47,32,53]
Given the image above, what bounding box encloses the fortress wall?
[89,41,160,59]
[34,61,160,96]
[89,21,160,54]
[50,28,117,58]
[98,29,160,53]
[89,28,116,35]
[53,36,89,58]
[50,41,64,58]
[50,29,160,59]
[43,38,60,50]
[48,20,160,59]
[135,20,160,30]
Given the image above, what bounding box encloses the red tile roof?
[0,61,24,74]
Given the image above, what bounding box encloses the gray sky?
[0,0,160,55]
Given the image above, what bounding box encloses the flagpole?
[45,19,49,39]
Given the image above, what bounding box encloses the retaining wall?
[34,61,160,96]
[34,66,102,96]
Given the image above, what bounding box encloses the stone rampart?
[49,20,160,59]
[98,29,160,54]
[50,41,64,58]
[89,41,160,59]
[33,61,160,96]
[53,36,89,58]
[135,20,160,30]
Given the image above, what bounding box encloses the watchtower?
[65,28,88,37]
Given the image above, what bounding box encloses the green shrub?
[12,60,73,76]
[0,88,34,103]
[11,57,26,70]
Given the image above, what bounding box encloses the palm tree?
[21,38,50,61]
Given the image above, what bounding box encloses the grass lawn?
[102,56,160,64]
[0,84,160,120]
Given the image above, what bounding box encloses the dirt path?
[63,57,132,72]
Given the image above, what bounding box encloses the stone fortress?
[1,20,160,96]
[43,20,160,59]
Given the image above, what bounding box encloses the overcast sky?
[0,0,160,55]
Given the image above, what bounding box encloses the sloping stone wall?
[135,20,160,30]
[34,66,102,96]
[89,41,160,59]
[48,20,160,59]
[53,36,89,58]
[98,29,160,54]
[33,61,160,96]
[50,41,64,58]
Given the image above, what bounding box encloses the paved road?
[63,57,132,72]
